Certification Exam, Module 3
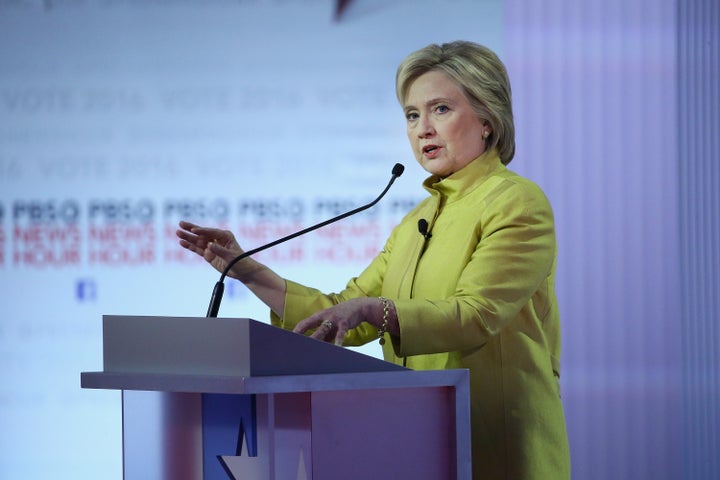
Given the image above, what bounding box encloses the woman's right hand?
[176,220,288,316]
[176,220,245,278]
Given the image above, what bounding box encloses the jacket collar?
[422,149,504,203]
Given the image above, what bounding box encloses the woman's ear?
[482,120,492,139]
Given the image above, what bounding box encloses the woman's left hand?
[293,298,378,346]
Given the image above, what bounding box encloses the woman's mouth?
[422,145,441,158]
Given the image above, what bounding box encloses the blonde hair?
[396,41,515,165]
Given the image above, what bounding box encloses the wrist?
[376,296,400,345]
[232,258,262,282]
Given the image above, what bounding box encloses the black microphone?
[206,163,405,317]
[417,218,432,239]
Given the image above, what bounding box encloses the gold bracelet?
[378,296,391,345]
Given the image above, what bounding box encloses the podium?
[81,315,472,479]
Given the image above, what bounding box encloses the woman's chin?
[419,160,452,177]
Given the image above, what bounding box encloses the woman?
[177,40,570,479]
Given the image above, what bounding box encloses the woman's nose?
[418,117,435,137]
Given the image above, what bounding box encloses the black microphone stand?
[206,163,405,317]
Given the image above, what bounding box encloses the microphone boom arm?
[206,163,404,317]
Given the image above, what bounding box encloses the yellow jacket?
[272,150,571,479]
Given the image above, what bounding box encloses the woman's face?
[404,70,489,178]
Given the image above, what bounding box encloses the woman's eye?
[406,112,419,121]
[435,105,449,114]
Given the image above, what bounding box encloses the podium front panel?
[311,387,456,480]
[122,391,203,480]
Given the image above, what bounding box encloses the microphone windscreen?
[418,218,428,233]
[392,163,405,177]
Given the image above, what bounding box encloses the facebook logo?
[76,278,97,302]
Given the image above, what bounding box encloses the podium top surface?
[97,315,405,378]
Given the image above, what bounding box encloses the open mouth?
[422,145,441,157]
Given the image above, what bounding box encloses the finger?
[334,326,348,346]
[178,220,199,230]
[310,329,326,341]
[177,235,205,255]
[313,320,335,341]
[293,322,308,334]
[177,233,203,252]
[176,225,210,246]
[175,226,197,242]
[293,316,320,334]
[177,228,212,253]
[189,225,227,238]
[307,320,330,340]
[295,316,333,339]
[177,238,197,252]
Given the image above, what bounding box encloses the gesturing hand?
[176,220,245,278]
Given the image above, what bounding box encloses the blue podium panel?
[202,394,257,479]
[212,393,314,480]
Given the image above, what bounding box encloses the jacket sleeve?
[269,232,397,346]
